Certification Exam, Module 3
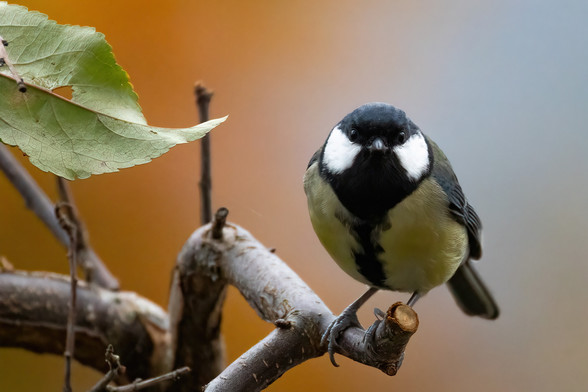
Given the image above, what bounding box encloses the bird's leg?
[407,291,421,307]
[322,286,379,366]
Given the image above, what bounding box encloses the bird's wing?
[427,137,483,260]
[307,148,322,169]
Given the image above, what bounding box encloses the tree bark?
[0,271,168,383]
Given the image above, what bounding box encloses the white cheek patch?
[393,132,430,181]
[322,126,361,174]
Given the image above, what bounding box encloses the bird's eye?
[396,131,407,144]
[349,129,359,142]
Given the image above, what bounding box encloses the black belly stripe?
[352,223,386,287]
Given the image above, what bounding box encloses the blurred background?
[1,0,587,390]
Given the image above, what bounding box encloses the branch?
[57,177,109,287]
[167,210,228,391]
[88,345,127,392]
[89,344,189,392]
[55,202,79,392]
[171,214,418,391]
[0,144,119,290]
[107,367,191,392]
[195,82,214,224]
[0,144,65,243]
[0,270,169,382]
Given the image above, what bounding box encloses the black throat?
[320,149,426,221]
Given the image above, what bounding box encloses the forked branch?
[0,144,119,290]
[171,210,418,391]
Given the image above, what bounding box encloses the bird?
[303,102,499,365]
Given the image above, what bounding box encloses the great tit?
[303,102,499,365]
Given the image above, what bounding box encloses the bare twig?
[0,144,119,290]
[211,207,228,240]
[57,178,81,230]
[0,36,26,92]
[195,82,214,224]
[0,144,66,243]
[88,345,127,392]
[56,202,79,392]
[89,344,189,392]
[107,367,191,392]
[56,177,112,286]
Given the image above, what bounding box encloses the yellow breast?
[378,178,467,293]
[304,163,467,294]
[304,162,370,285]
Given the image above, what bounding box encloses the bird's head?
[319,102,433,219]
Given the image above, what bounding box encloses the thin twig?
[56,178,84,245]
[0,145,119,290]
[56,177,103,285]
[87,345,127,392]
[195,82,214,224]
[0,36,26,92]
[56,202,79,392]
[0,144,67,244]
[211,207,229,240]
[107,367,191,392]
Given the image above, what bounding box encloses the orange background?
[1,1,588,391]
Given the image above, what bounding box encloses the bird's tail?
[447,260,499,319]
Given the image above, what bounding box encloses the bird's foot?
[321,287,379,366]
[363,307,386,343]
[321,307,363,367]
[373,307,386,320]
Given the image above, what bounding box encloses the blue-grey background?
[1,0,587,390]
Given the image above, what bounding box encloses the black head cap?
[338,102,420,148]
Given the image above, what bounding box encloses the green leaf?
[0,2,226,179]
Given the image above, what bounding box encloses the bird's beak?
[368,137,387,152]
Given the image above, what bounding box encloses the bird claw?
[321,310,362,367]
[364,307,387,344]
[373,307,386,320]
[364,318,381,344]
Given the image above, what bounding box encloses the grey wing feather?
[427,137,482,259]
[426,137,498,319]
[447,183,483,259]
[307,148,322,169]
